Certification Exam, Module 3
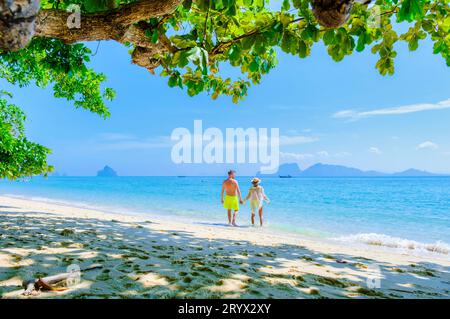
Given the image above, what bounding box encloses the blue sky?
[3,31,450,176]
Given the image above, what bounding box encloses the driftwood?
[22,264,103,296]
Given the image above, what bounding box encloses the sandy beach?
[0,195,449,299]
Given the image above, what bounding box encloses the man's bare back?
[223,178,238,196]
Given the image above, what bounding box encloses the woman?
[244,178,270,226]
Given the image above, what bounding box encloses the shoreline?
[3,193,448,257]
[1,195,449,299]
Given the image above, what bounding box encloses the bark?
[0,0,40,50]
[35,0,181,43]
[312,0,354,28]
[131,46,162,71]
[0,0,181,58]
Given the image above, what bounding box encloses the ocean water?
[1,176,449,254]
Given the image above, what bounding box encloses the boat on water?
[279,175,292,178]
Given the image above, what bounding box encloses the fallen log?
[22,264,103,296]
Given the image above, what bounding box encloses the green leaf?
[282,0,290,11]
[398,0,425,23]
[298,40,308,58]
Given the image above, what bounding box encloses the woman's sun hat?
[251,177,261,184]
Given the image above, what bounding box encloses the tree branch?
[35,0,181,43]
[0,0,181,50]
[211,29,261,57]
[210,17,306,57]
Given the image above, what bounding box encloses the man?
[221,170,244,226]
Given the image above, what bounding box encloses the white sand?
[0,195,449,299]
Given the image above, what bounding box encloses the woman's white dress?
[247,186,269,211]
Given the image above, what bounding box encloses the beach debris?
[356,287,386,298]
[60,228,75,236]
[21,264,103,296]
[309,287,320,295]
[354,262,368,269]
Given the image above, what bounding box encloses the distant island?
[258,163,444,178]
[97,165,118,177]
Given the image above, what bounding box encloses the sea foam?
[335,233,449,255]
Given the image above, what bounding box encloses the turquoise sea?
[1,176,449,254]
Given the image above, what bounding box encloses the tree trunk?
[0,0,40,51]
[312,0,354,28]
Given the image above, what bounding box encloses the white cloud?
[285,129,299,135]
[97,133,172,150]
[416,141,439,151]
[369,147,382,155]
[334,151,352,158]
[280,152,314,161]
[280,151,351,161]
[333,98,450,120]
[96,131,318,151]
[316,151,330,157]
[279,135,319,146]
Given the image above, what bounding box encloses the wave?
[334,233,449,255]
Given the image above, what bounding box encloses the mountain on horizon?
[258,163,443,177]
[97,165,118,177]
[392,168,438,177]
[301,163,386,177]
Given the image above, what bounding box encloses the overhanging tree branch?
[35,0,181,43]
[0,0,181,51]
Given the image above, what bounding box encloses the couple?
[221,170,270,227]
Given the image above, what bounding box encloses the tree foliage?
[0,91,53,179]
[0,0,449,179]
